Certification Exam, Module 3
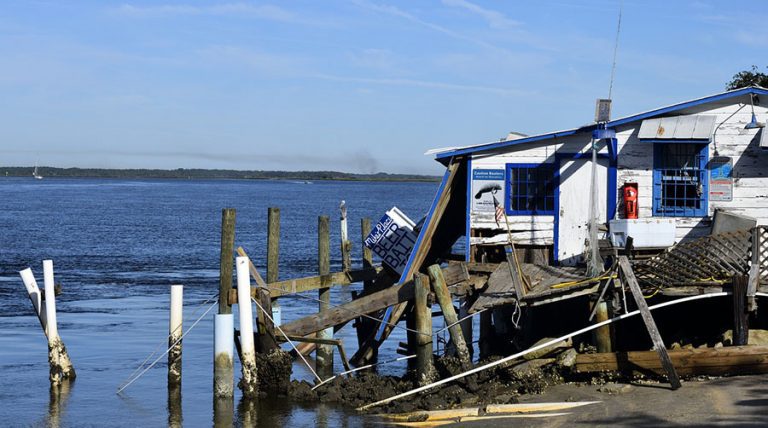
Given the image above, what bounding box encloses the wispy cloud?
[314,73,528,96]
[115,3,324,26]
[350,0,500,51]
[441,0,521,28]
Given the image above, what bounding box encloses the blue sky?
[1,1,766,174]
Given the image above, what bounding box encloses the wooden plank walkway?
[469,263,590,313]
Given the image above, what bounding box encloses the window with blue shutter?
[505,163,556,215]
[652,143,708,217]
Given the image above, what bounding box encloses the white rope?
[250,296,322,382]
[311,354,416,391]
[358,292,730,411]
[121,293,219,386]
[116,299,218,394]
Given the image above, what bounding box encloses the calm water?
[0,178,437,427]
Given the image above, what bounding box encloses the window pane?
[507,164,555,215]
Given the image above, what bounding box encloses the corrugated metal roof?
[637,115,716,140]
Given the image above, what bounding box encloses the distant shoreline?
[0,167,441,182]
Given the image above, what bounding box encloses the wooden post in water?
[168,284,183,386]
[236,256,259,398]
[427,265,473,374]
[733,275,749,346]
[317,215,334,378]
[414,273,437,385]
[254,207,281,353]
[264,207,282,338]
[219,209,236,315]
[41,260,76,384]
[354,217,378,362]
[215,208,236,398]
[267,208,280,285]
[340,201,351,272]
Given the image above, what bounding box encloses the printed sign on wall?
[471,169,505,212]
[709,156,733,202]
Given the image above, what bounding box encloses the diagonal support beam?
[618,256,681,390]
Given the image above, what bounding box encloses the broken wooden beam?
[618,256,681,390]
[356,160,462,366]
[281,264,468,339]
[574,346,768,376]
[227,255,381,304]
[428,264,475,389]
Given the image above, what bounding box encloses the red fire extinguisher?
[623,183,638,219]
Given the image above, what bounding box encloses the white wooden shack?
[413,86,768,269]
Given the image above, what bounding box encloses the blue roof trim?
[607,87,768,128]
[435,87,768,160]
[435,129,581,160]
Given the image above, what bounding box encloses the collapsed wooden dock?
[212,192,768,411]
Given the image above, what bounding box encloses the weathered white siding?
[469,134,610,246]
[616,102,768,242]
[467,97,768,253]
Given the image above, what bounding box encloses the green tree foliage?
[726,65,768,90]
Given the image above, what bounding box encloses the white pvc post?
[19,268,47,333]
[36,261,75,384]
[168,284,183,385]
[43,260,59,341]
[214,313,234,398]
[236,256,258,397]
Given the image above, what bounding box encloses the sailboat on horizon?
[33,165,43,180]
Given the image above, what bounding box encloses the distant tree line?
[1,166,440,182]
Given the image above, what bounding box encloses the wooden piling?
[355,218,378,362]
[168,284,183,386]
[317,215,334,378]
[427,265,473,375]
[255,207,281,353]
[733,274,749,346]
[267,207,280,284]
[592,299,613,353]
[236,257,259,398]
[340,201,351,272]
[215,208,236,398]
[414,273,437,385]
[219,208,236,315]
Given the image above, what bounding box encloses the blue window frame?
[653,143,708,217]
[505,163,556,215]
